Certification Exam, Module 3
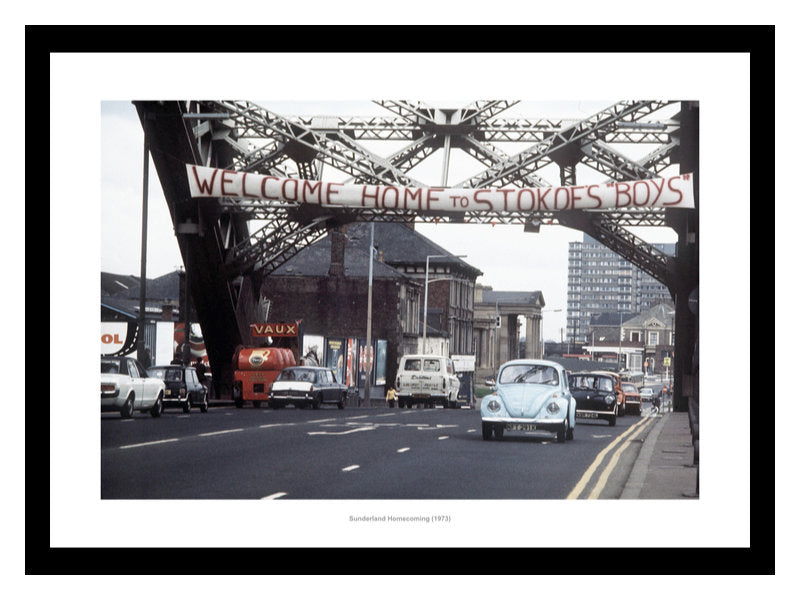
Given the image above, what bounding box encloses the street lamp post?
[422,254,466,354]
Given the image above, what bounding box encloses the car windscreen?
[164,369,183,382]
[499,364,559,385]
[569,375,596,390]
[597,377,614,392]
[101,359,123,374]
[278,368,315,382]
[622,383,637,393]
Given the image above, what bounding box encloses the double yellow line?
[567,417,655,499]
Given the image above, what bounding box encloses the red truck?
[232,321,302,408]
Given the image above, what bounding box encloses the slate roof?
[100,272,140,297]
[101,270,181,321]
[273,222,482,279]
[591,312,637,326]
[346,222,482,276]
[623,303,676,328]
[271,227,407,279]
[478,290,545,308]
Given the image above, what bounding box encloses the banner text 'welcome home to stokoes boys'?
[186,164,695,213]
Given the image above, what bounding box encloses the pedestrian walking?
[385,386,397,408]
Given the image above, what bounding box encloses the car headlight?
[546,401,561,415]
[604,394,616,405]
[486,397,501,412]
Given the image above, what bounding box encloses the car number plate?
[578,411,598,419]
[506,423,537,431]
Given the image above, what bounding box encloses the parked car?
[568,371,619,426]
[480,359,576,442]
[101,356,165,418]
[395,354,461,409]
[268,366,348,409]
[147,364,208,413]
[620,381,642,416]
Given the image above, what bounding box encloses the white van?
[395,354,461,409]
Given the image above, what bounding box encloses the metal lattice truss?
[183,100,685,280]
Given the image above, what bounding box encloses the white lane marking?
[262,492,288,500]
[308,426,376,436]
[119,438,179,450]
[438,436,449,440]
[436,424,458,428]
[348,415,369,420]
[308,418,336,424]
[199,428,244,437]
[374,412,396,418]
[397,447,410,453]
[342,465,360,472]
[467,429,476,433]
[260,423,297,428]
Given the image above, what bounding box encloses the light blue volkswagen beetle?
[480,359,576,442]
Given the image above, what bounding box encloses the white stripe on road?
[342,465,360,472]
[438,436,450,440]
[397,447,410,453]
[198,428,244,437]
[262,492,288,500]
[119,438,179,450]
[260,423,298,428]
[308,426,376,436]
[308,418,336,424]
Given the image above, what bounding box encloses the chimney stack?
[328,227,348,277]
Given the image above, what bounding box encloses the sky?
[101,99,680,342]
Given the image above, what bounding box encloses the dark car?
[147,365,208,413]
[268,366,348,409]
[568,372,619,426]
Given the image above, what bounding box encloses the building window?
[648,331,658,345]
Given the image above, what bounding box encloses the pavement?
[621,402,699,499]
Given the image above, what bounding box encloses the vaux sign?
[186,164,695,212]
[250,322,299,338]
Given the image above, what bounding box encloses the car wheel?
[200,390,208,413]
[557,419,567,443]
[150,393,163,418]
[120,394,135,419]
[482,422,493,441]
[608,408,617,426]
[493,424,504,440]
[313,396,321,410]
[183,397,191,413]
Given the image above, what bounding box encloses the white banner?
[186,164,695,212]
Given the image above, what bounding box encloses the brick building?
[260,222,482,398]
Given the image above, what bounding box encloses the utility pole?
[363,223,374,407]
[137,134,149,366]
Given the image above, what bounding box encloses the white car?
[639,387,655,401]
[395,354,461,409]
[101,356,166,418]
